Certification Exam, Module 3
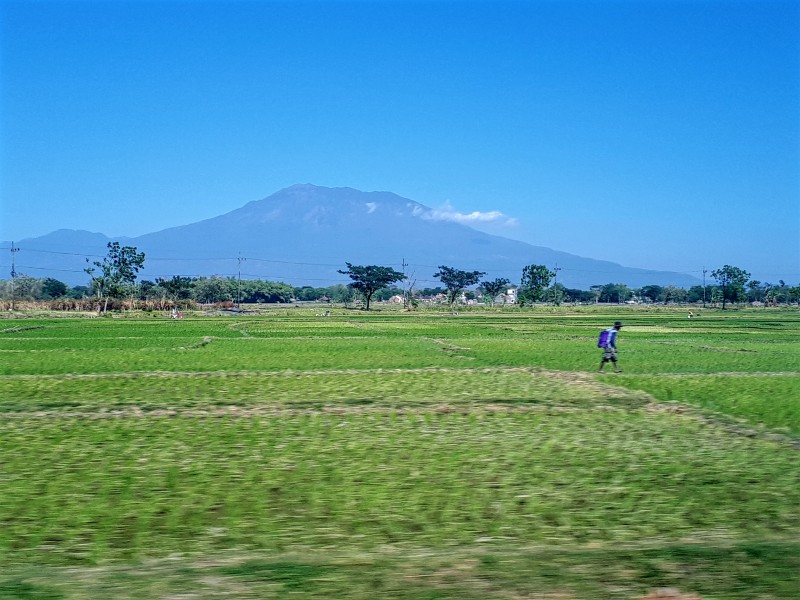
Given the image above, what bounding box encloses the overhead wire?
[2,245,796,285]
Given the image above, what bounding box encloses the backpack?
[597,329,610,348]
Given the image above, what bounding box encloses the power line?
[3,244,797,286]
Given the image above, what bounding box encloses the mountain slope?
[5,184,699,289]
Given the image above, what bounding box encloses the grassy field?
[0,307,798,599]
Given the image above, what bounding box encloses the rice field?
[0,307,798,599]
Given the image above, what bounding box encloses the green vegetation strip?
[2,412,799,564]
[612,374,800,436]
[1,310,798,598]
[0,368,646,413]
[2,541,799,599]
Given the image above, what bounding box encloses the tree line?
[1,243,798,310]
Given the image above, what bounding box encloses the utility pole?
[401,257,408,308]
[10,242,19,311]
[237,253,246,309]
[702,266,707,308]
[552,264,562,305]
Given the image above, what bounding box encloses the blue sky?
[1,0,798,283]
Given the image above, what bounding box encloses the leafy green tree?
[85,242,146,313]
[326,284,356,306]
[663,285,687,304]
[338,263,406,310]
[563,287,593,303]
[419,287,446,297]
[7,275,39,301]
[157,276,195,301]
[711,265,751,309]
[639,285,663,303]
[293,286,320,301]
[747,280,763,302]
[479,277,510,307]
[686,285,706,303]
[374,285,404,302]
[68,285,91,299]
[433,266,485,307]
[768,280,789,304]
[193,276,232,304]
[518,264,555,306]
[241,280,293,303]
[41,278,68,299]
[598,283,631,303]
[138,279,157,299]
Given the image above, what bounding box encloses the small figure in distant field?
[598,321,623,373]
[688,311,694,319]
[171,308,178,319]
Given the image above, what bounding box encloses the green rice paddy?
[0,307,798,598]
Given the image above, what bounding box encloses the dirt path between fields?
[2,367,795,381]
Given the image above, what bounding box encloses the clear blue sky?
[2,0,798,283]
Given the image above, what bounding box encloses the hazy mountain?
[5,184,699,289]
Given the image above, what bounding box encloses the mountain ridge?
[4,184,699,289]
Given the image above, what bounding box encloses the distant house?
[389,295,403,304]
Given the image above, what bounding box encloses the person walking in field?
[598,321,623,372]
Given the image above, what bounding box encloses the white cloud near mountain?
[409,201,517,227]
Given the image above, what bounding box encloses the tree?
[479,277,510,307]
[711,265,751,310]
[518,264,555,306]
[639,285,664,304]
[326,284,356,306]
[549,282,566,306]
[747,280,762,303]
[563,287,593,303]
[8,275,39,301]
[68,285,91,300]
[662,285,687,304]
[241,280,293,303]
[598,283,631,303]
[419,286,446,298]
[41,278,68,299]
[401,271,417,309]
[686,285,706,303]
[433,266,485,307]
[157,276,195,301]
[193,276,232,304]
[84,242,146,313]
[337,263,406,310]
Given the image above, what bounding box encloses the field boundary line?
[622,371,800,378]
[0,366,573,381]
[3,368,797,382]
[0,403,619,420]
